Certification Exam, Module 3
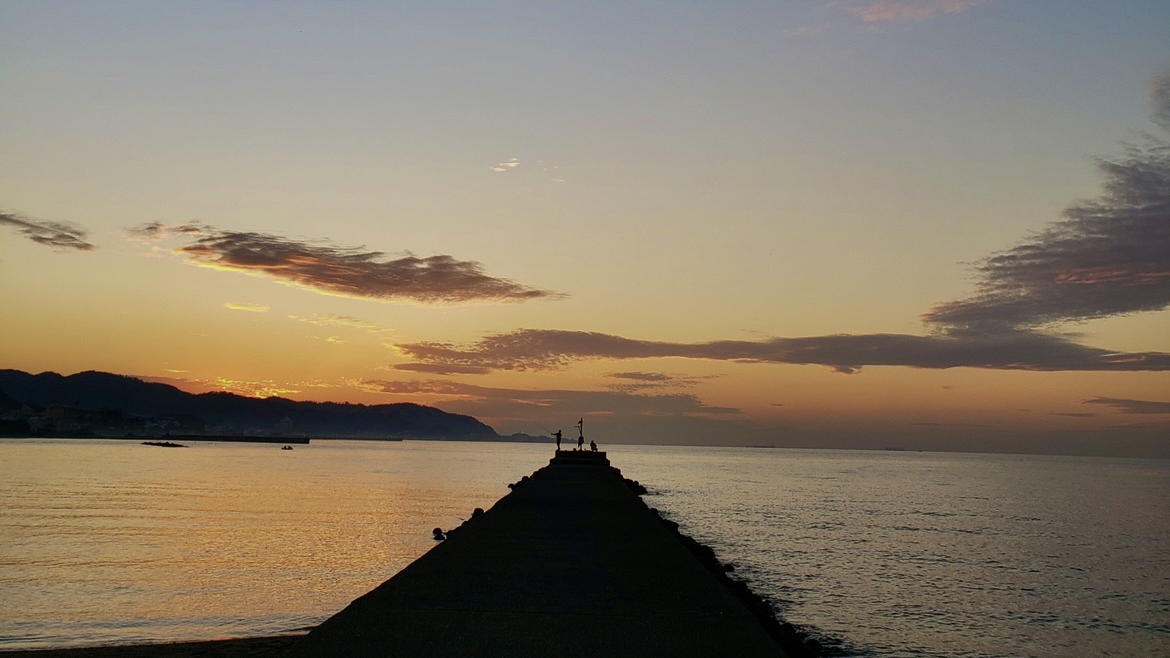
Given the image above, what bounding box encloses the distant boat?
[281,445,293,451]
[142,441,186,448]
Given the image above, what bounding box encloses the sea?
[0,439,1166,657]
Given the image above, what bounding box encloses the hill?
[0,369,496,439]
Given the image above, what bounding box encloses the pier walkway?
[290,450,791,657]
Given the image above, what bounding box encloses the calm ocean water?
[0,439,1166,656]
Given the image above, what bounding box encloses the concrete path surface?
[289,451,790,657]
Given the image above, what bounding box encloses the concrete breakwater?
[291,450,818,657]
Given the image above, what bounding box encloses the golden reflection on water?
[0,439,550,649]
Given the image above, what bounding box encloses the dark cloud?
[127,222,559,303]
[395,328,1170,374]
[924,79,1170,333]
[1,211,95,251]
[1049,412,1095,418]
[392,363,492,375]
[1084,397,1170,414]
[362,379,740,422]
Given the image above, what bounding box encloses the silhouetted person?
[553,429,562,451]
[576,417,584,450]
[590,440,597,452]
[577,435,584,451]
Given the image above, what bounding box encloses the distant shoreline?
[2,435,1168,460]
[0,434,313,444]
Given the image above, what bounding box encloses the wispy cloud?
[139,374,301,398]
[846,0,989,23]
[224,302,269,312]
[361,378,740,421]
[607,371,673,382]
[1,211,95,251]
[913,421,992,428]
[491,157,521,173]
[128,222,560,304]
[289,313,390,334]
[1084,397,1170,414]
[1150,73,1170,131]
[604,371,710,391]
[392,363,492,375]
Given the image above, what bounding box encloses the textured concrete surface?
[290,450,788,657]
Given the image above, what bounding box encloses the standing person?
[553,429,562,451]
[577,434,584,451]
[576,418,584,450]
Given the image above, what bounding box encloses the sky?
[2,0,1169,456]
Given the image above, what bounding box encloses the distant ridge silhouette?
[0,369,496,439]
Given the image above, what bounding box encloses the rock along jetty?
[290,450,804,657]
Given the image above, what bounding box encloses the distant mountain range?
[0,369,497,440]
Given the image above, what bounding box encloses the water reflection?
[2,440,1167,656]
[0,439,550,649]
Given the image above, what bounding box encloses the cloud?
[1,211,95,251]
[924,79,1170,334]
[289,313,389,333]
[913,421,992,428]
[1151,73,1170,131]
[138,374,301,398]
[127,221,203,242]
[128,222,559,304]
[491,157,521,173]
[385,79,1170,376]
[361,379,740,422]
[1084,397,1170,414]
[603,370,710,391]
[607,371,672,382]
[846,0,988,23]
[393,363,492,375]
[395,328,1170,374]
[224,302,270,312]
[1049,412,1095,418]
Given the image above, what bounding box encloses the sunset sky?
[3,1,1168,456]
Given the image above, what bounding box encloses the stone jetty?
[289,450,800,657]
